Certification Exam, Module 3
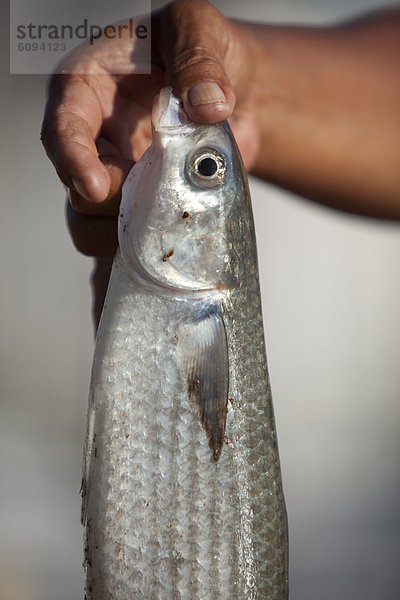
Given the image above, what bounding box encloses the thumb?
[157,0,236,123]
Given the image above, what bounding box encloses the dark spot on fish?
[94,447,97,458]
[123,224,127,233]
[224,433,234,449]
[125,433,130,439]
[172,549,184,565]
[182,211,190,219]
[162,249,174,262]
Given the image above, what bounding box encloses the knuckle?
[172,47,229,92]
[41,109,95,176]
[173,46,222,74]
[43,107,91,146]
[58,124,89,147]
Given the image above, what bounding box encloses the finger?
[41,75,111,202]
[157,0,236,123]
[228,107,260,171]
[66,201,118,257]
[68,152,134,215]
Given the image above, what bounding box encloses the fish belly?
[83,251,288,599]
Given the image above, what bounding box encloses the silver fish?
[82,87,288,599]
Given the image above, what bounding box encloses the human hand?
[41,0,259,217]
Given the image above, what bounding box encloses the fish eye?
[187,148,227,188]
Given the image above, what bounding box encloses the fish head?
[119,87,248,293]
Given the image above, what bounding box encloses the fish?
[81,87,288,599]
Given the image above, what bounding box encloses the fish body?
[82,88,288,599]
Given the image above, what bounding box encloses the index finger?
[41,74,111,202]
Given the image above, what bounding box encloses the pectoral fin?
[177,310,228,460]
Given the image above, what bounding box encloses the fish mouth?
[152,87,194,134]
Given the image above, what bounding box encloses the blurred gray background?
[1,0,400,598]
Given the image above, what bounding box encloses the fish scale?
[82,87,288,598]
